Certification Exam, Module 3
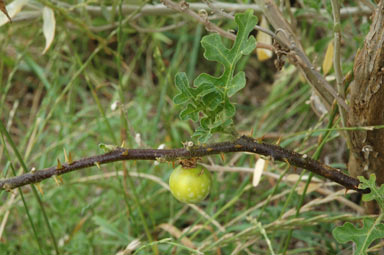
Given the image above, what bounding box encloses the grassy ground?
[0,0,373,254]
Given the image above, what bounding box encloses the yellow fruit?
[169,165,212,203]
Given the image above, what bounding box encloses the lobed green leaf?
[173,10,257,141]
[179,104,199,122]
[358,174,384,210]
[333,174,384,254]
[333,218,384,255]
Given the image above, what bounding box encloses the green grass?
[0,1,377,254]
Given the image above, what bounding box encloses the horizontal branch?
[10,2,372,30]
[0,136,369,193]
[83,2,372,19]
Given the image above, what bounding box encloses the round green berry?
[169,165,212,203]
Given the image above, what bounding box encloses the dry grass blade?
[0,193,17,240]
[280,189,356,219]
[158,223,196,249]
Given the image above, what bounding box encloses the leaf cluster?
[173,10,257,141]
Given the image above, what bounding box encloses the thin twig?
[359,0,376,11]
[81,2,372,19]
[162,0,235,40]
[161,0,275,51]
[203,0,284,47]
[330,0,353,151]
[129,20,187,33]
[12,3,373,24]
[0,136,369,193]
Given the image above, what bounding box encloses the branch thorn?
[220,152,225,162]
[283,158,291,167]
[56,159,63,170]
[256,135,265,143]
[64,149,73,164]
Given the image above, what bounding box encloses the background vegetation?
[0,0,382,254]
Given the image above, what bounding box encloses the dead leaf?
[322,40,334,75]
[0,0,12,22]
[253,158,268,187]
[42,7,55,54]
[0,0,28,27]
[256,16,273,61]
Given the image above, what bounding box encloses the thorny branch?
[0,136,369,193]
[259,0,349,112]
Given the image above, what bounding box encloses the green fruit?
[169,165,212,203]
